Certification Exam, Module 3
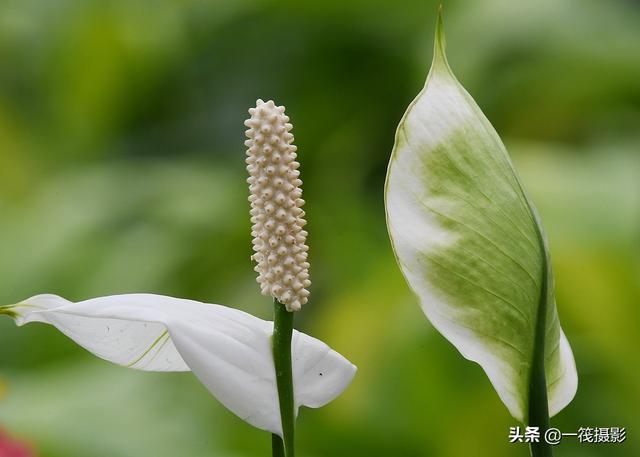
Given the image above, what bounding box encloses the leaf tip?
[432,4,450,72]
[437,3,444,21]
[0,305,18,319]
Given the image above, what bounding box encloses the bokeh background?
[0,0,638,456]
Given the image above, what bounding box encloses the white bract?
[385,13,577,421]
[0,294,356,436]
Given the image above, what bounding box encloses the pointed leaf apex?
[432,5,450,72]
[0,305,18,319]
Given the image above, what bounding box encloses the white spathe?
[5,294,356,436]
[384,12,577,422]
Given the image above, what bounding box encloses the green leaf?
[384,10,577,422]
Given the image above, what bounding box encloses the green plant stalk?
[272,435,285,457]
[272,298,295,457]
[528,343,552,456]
[528,254,552,457]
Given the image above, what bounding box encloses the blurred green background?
[0,0,638,456]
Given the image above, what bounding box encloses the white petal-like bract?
[385,13,577,422]
[1,294,356,436]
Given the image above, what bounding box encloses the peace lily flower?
[0,101,356,443]
[385,9,576,456]
[245,99,317,457]
[245,99,311,312]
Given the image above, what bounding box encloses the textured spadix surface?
[0,294,356,436]
[245,99,310,311]
[385,15,577,422]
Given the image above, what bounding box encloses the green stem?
[528,369,552,457]
[271,434,285,457]
[272,298,295,457]
[528,254,552,457]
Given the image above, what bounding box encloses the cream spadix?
[384,12,577,422]
[245,100,310,311]
[0,294,356,436]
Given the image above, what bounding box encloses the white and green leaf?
[384,12,577,422]
[0,294,356,436]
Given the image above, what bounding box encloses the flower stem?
[271,434,285,457]
[272,298,295,457]
[528,255,552,457]
[528,356,552,457]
